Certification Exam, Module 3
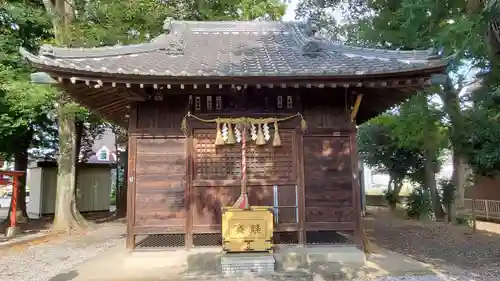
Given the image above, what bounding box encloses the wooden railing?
[464,199,500,220]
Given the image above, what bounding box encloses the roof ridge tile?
[20,20,449,78]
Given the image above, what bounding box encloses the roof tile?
[21,20,448,77]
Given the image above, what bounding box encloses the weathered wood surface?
[129,90,359,247]
[192,128,297,231]
[134,138,187,229]
[303,136,355,225]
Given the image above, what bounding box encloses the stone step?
[220,252,275,276]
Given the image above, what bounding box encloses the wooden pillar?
[126,103,138,250]
[350,124,364,252]
[185,130,194,248]
[295,129,306,246]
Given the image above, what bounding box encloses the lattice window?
[195,96,201,111]
[154,92,163,101]
[286,96,293,109]
[277,96,283,108]
[215,96,222,110]
[194,130,241,180]
[246,130,294,181]
[194,130,294,182]
[207,96,213,110]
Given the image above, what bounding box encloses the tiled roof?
[20,20,448,78]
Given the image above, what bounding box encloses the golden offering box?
[221,206,274,253]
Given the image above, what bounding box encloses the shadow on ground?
[178,247,433,281]
[364,206,500,276]
[48,270,79,281]
[0,211,124,244]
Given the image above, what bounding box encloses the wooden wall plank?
[128,91,358,244]
[303,136,355,227]
[126,135,137,249]
[134,138,187,231]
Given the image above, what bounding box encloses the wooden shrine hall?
[21,19,448,251]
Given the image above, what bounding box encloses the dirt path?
[364,207,500,278]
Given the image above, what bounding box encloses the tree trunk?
[472,180,477,233]
[393,180,403,196]
[52,96,87,232]
[448,150,468,223]
[439,84,467,223]
[423,147,445,219]
[116,149,128,218]
[386,176,397,211]
[45,0,86,232]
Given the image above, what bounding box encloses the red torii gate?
[1,170,26,236]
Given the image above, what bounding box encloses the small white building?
[361,150,454,195]
[27,161,114,218]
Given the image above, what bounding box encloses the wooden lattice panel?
[193,129,294,184]
[194,130,242,181]
[135,234,185,248]
[247,130,294,182]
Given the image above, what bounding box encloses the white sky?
[282,0,299,21]
[282,0,344,22]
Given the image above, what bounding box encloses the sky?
[282,0,299,21]
[281,0,344,22]
[280,1,460,181]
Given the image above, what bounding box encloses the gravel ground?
[178,272,496,281]
[364,207,500,279]
[2,207,499,281]
[0,222,125,281]
[351,275,490,281]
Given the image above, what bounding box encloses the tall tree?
[393,94,448,218]
[358,95,448,217]
[41,0,89,231]
[37,0,287,231]
[357,114,425,201]
[296,0,500,222]
[0,0,57,222]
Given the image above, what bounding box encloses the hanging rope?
[180,111,308,136]
[233,123,249,209]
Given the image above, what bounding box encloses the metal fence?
[464,199,500,220]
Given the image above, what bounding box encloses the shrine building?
[21,20,448,251]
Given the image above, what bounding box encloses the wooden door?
[134,137,187,234]
[303,135,355,231]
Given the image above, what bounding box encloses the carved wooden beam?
[51,75,434,91]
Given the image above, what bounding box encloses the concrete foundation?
[4,226,20,238]
[276,245,366,272]
[221,253,275,276]
[123,245,364,277]
[68,244,438,281]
